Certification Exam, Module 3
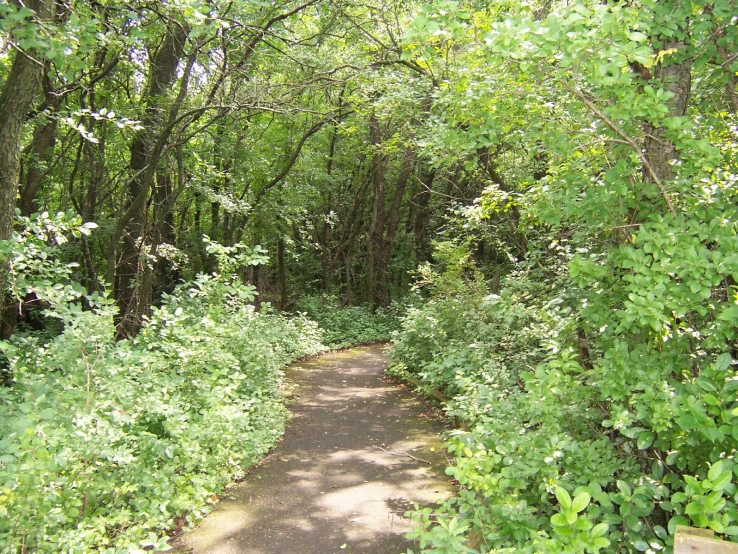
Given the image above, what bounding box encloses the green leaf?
[715,353,732,372]
[571,492,591,513]
[652,460,664,479]
[636,432,654,450]
[633,540,649,551]
[38,408,56,420]
[708,520,725,533]
[676,415,699,430]
[684,475,702,492]
[592,538,610,548]
[654,525,668,539]
[708,461,724,482]
[591,522,609,538]
[713,473,732,494]
[671,492,687,503]
[718,306,738,322]
[551,512,569,527]
[668,516,689,535]
[617,480,632,498]
[556,487,572,510]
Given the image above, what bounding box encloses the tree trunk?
[152,172,179,299]
[367,112,387,308]
[413,168,435,262]
[343,250,354,306]
[0,0,56,237]
[320,116,339,293]
[707,6,738,114]
[727,73,738,115]
[278,238,287,309]
[376,146,414,302]
[19,78,62,216]
[223,211,233,245]
[643,39,692,183]
[0,0,56,338]
[115,22,188,338]
[209,124,227,241]
[385,147,414,251]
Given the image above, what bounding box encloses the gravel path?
[169,345,452,554]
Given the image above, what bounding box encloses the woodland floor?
[169,345,453,554]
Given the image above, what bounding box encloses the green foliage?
[392,226,738,552]
[0,232,326,553]
[391,240,568,399]
[295,295,404,350]
[386,0,738,550]
[0,210,97,302]
[392,242,623,553]
[3,0,738,552]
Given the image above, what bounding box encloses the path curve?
[170,345,452,554]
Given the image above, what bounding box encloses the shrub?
[295,295,404,349]
[0,223,326,553]
[391,233,738,553]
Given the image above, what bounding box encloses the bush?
[391,233,738,553]
[295,295,404,349]
[0,223,326,553]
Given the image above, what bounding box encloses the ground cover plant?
[392,228,738,553]
[295,295,405,349]
[382,0,738,550]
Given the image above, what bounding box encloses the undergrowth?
[295,295,404,349]
[391,232,738,554]
[0,216,329,553]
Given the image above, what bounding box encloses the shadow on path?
[170,345,452,554]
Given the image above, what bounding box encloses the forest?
[0,0,737,552]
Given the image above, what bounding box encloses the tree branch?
[248,119,329,213]
[561,80,677,217]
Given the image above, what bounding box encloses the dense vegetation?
[386,1,738,552]
[297,295,404,349]
[1,0,737,552]
[0,217,328,552]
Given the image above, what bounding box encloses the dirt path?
[169,345,452,554]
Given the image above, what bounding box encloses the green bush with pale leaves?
[392,232,738,554]
[296,295,404,349]
[0,216,326,553]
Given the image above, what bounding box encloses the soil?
[168,345,453,554]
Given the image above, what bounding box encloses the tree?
[0,0,57,336]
